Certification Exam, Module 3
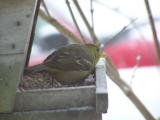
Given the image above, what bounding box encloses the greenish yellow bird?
[25,44,100,84]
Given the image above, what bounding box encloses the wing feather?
[43,44,93,71]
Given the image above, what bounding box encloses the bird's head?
[86,44,100,65]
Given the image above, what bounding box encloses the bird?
[25,44,100,85]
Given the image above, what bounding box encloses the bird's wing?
[44,44,93,71]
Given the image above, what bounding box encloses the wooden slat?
[0,0,39,55]
[0,107,102,120]
[96,58,108,113]
[14,86,96,112]
[0,0,38,113]
[0,55,24,112]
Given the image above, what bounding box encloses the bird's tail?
[24,64,47,74]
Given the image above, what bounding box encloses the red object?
[104,39,158,68]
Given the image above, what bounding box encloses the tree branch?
[39,2,83,44]
[73,0,99,45]
[144,0,160,64]
[66,0,86,43]
[105,56,156,120]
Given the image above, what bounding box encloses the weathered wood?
[14,86,96,112]
[0,55,24,113]
[0,58,107,119]
[0,0,38,113]
[96,58,108,113]
[0,107,102,120]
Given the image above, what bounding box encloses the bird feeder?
[0,0,108,120]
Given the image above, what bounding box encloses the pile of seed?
[19,71,95,90]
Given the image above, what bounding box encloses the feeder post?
[96,58,108,113]
[0,0,40,113]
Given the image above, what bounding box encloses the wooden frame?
[14,86,96,112]
[0,0,108,119]
[0,107,102,120]
[0,58,108,120]
[0,0,40,113]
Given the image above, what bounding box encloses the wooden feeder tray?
[0,58,108,120]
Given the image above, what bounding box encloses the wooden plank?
[0,0,39,113]
[96,58,108,113]
[0,107,102,120]
[0,55,24,113]
[0,0,38,55]
[14,86,96,112]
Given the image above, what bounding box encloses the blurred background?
[29,0,160,119]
